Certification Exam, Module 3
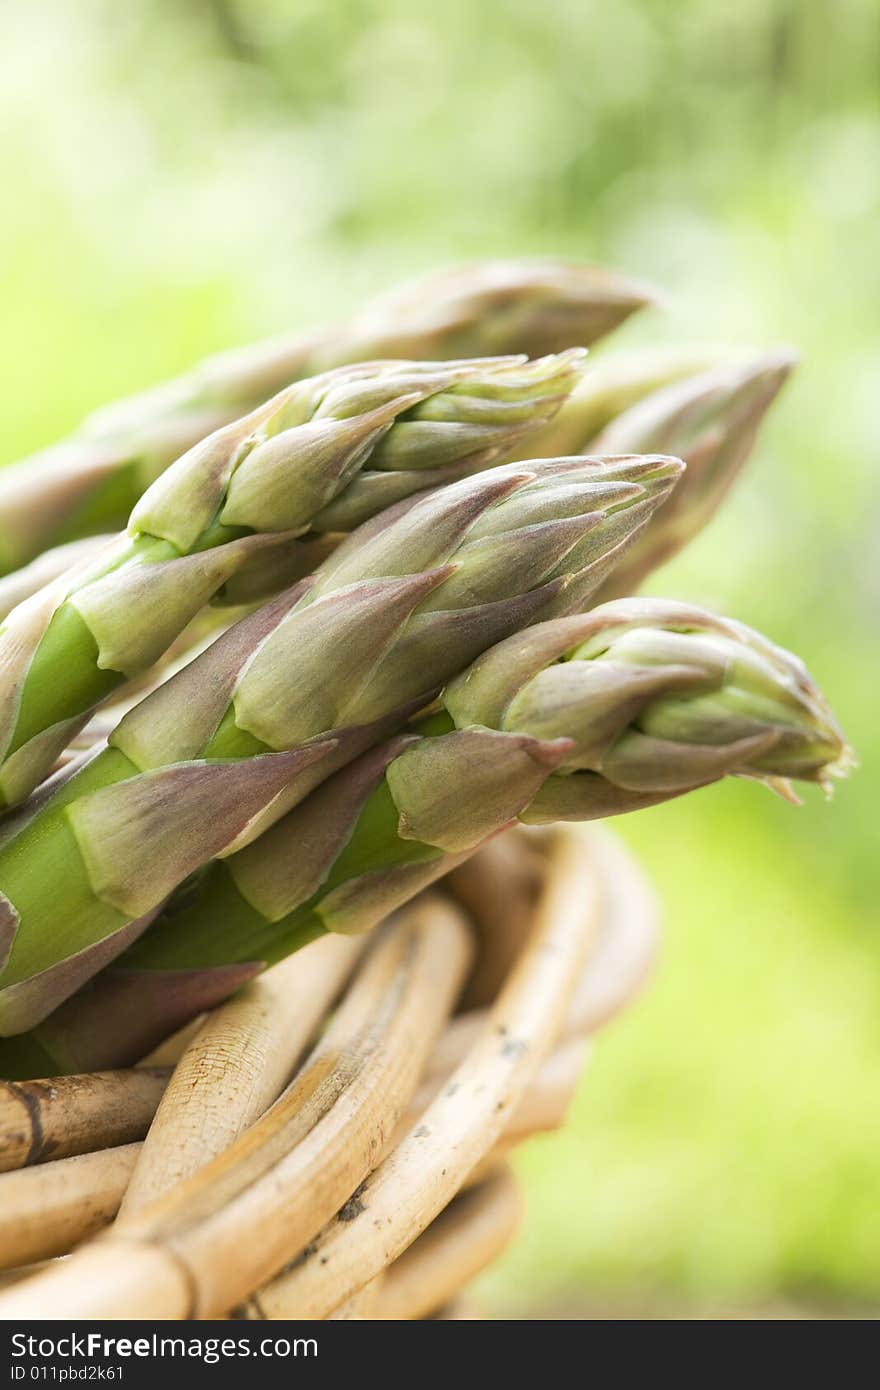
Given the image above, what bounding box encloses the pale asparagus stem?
[117,934,365,1217]
[0,1068,168,1173]
[0,897,472,1319]
[0,258,652,574]
[0,1144,140,1269]
[0,454,680,1048]
[236,825,602,1319]
[0,350,587,810]
[369,1170,522,1322]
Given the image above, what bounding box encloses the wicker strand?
[239,824,602,1319]
[119,935,365,1216]
[372,1169,522,1320]
[0,1145,140,1268]
[0,1033,584,1269]
[447,833,545,1009]
[0,897,472,1320]
[0,1070,168,1173]
[0,826,658,1320]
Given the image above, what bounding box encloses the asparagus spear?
[514,345,720,459]
[0,538,115,623]
[0,259,652,574]
[0,345,687,626]
[4,349,795,818]
[0,352,584,808]
[0,348,788,639]
[6,597,848,1075]
[515,348,795,605]
[588,352,795,599]
[0,454,681,1038]
[314,259,654,366]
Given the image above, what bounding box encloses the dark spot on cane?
[7,1082,49,1166]
[339,1181,368,1221]
[278,1239,318,1277]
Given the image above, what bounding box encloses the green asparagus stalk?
[0,345,714,624]
[0,347,711,635]
[0,347,783,650]
[38,342,730,783]
[0,453,681,1038]
[0,537,116,623]
[6,597,849,1075]
[0,351,585,808]
[0,259,652,573]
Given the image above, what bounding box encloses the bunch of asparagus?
[0,258,850,1079]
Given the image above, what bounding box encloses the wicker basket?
[0,823,656,1321]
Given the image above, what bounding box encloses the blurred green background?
[2,1,876,1317]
